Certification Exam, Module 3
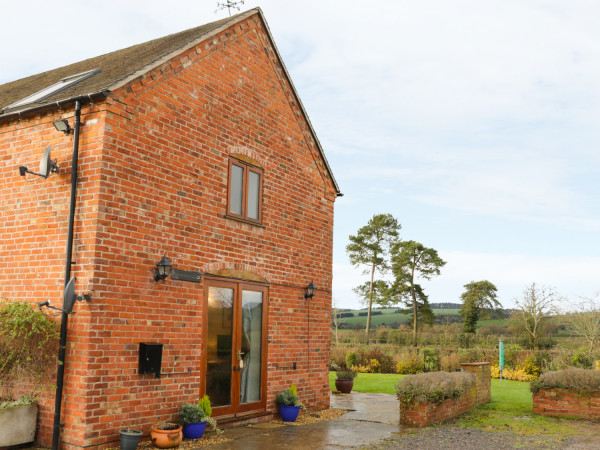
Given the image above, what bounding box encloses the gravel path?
[364,426,599,450]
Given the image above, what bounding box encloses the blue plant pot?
[182,421,207,439]
[279,405,301,422]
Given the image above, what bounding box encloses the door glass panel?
[206,287,234,407]
[240,290,263,404]
[247,171,260,220]
[229,164,243,215]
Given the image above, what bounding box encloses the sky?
[1,0,599,310]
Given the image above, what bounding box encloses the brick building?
[0,8,340,448]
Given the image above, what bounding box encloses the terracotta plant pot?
[150,423,182,449]
[335,378,354,394]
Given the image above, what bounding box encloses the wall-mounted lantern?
[154,255,172,282]
[304,281,317,299]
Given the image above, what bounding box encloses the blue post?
[499,339,504,381]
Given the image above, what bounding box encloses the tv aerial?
[19,145,59,178]
[37,278,91,315]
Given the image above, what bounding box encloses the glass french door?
[203,279,268,418]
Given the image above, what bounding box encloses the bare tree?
[563,295,600,352]
[515,283,559,349]
[332,298,340,347]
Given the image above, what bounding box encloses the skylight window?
[3,68,100,112]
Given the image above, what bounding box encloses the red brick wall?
[0,101,106,446]
[400,386,477,427]
[533,388,600,419]
[1,12,336,450]
[461,362,491,405]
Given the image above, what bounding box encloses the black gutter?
[0,91,109,122]
[52,99,82,450]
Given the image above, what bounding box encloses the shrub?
[491,364,536,382]
[572,349,596,369]
[521,355,541,377]
[179,395,221,434]
[396,371,476,404]
[396,353,424,374]
[440,352,462,372]
[330,347,348,368]
[275,384,305,409]
[0,299,60,399]
[345,350,357,368]
[423,348,440,372]
[376,328,389,344]
[458,348,483,364]
[332,363,357,380]
[531,368,600,394]
[179,403,205,427]
[356,348,395,373]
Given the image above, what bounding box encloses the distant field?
[337,307,468,327]
[477,319,508,327]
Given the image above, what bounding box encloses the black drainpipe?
[52,100,82,450]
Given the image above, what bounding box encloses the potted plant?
[275,384,305,422]
[0,300,59,447]
[178,395,221,439]
[119,427,143,450]
[150,422,182,449]
[332,364,357,394]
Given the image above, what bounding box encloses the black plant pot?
[120,429,143,450]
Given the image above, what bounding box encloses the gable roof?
[0,8,340,195]
[0,13,239,116]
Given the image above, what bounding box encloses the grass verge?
[455,379,580,436]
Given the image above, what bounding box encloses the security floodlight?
[53,119,72,135]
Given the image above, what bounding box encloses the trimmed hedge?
[396,371,476,404]
[531,368,600,394]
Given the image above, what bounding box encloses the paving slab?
[331,392,400,425]
[210,419,401,449]
[208,392,402,449]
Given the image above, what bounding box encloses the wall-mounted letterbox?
[139,342,163,378]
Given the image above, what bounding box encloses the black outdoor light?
[154,255,172,282]
[53,119,72,135]
[304,281,317,299]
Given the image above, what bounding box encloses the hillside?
[333,307,510,329]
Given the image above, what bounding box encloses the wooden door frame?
[201,276,269,419]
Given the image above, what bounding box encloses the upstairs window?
[227,156,263,224]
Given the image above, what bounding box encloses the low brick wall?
[399,362,491,427]
[461,362,491,405]
[533,388,600,419]
[400,385,477,427]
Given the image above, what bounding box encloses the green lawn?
[329,371,405,394]
[329,372,584,437]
